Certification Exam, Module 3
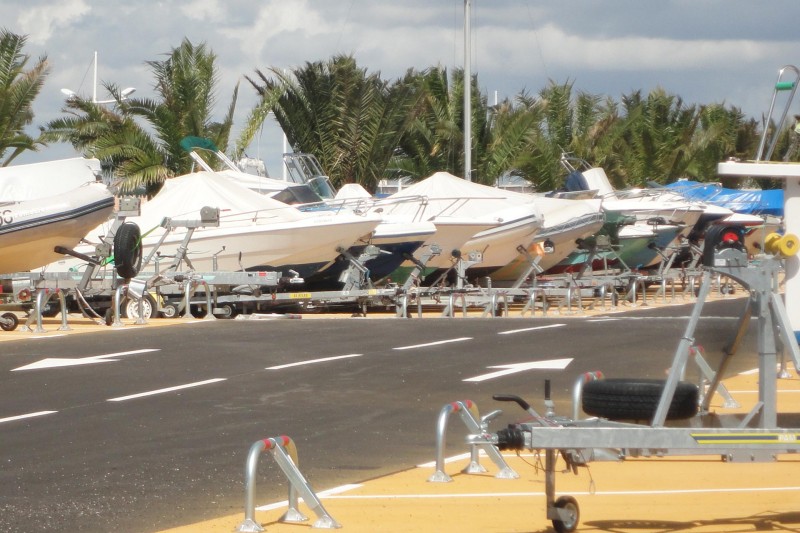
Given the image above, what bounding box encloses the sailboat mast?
[463,0,472,181]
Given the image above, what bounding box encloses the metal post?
[429,400,517,482]
[237,435,340,532]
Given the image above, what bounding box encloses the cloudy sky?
[5,0,800,176]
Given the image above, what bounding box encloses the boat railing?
[756,64,800,161]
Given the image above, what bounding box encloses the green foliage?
[245,55,422,191]
[0,28,49,166]
[2,29,770,196]
[42,39,236,193]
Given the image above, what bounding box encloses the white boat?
[0,182,115,273]
[491,197,605,282]
[556,157,711,270]
[52,172,382,279]
[377,171,544,280]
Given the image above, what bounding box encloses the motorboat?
[192,144,436,289]
[0,182,115,273]
[52,171,382,279]
[553,157,712,271]
[374,171,544,283]
[491,197,605,283]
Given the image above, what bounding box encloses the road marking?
[393,337,472,350]
[12,348,161,371]
[319,486,800,500]
[463,358,573,382]
[591,316,738,321]
[498,324,565,335]
[256,484,363,511]
[267,354,363,370]
[0,410,57,424]
[107,378,226,402]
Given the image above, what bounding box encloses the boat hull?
[0,183,114,273]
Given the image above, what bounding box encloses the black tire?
[214,303,237,319]
[114,222,143,279]
[582,378,699,421]
[1,312,19,332]
[552,495,579,533]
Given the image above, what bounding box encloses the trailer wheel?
[121,294,156,320]
[214,303,237,319]
[1,312,19,331]
[582,378,698,421]
[114,222,143,279]
[552,495,579,533]
[159,303,180,319]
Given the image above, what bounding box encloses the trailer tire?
[114,222,143,279]
[582,378,698,421]
[121,294,156,320]
[552,495,579,533]
[214,303,237,319]
[159,303,179,319]
[1,312,19,331]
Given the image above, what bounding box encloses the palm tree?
[245,55,422,191]
[391,67,544,186]
[0,29,49,166]
[510,81,617,192]
[43,39,237,193]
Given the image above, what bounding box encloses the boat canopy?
[0,157,101,202]
[128,171,307,233]
[664,180,783,216]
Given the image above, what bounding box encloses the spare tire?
[114,222,143,279]
[582,378,698,421]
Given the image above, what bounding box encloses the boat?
[552,156,710,271]
[186,140,435,290]
[52,171,382,280]
[490,197,605,283]
[0,157,115,273]
[369,171,544,284]
[0,182,115,273]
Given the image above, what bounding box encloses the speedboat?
[491,197,605,283]
[554,157,709,271]
[0,182,115,273]
[374,172,544,283]
[52,172,382,279]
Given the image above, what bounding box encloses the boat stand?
[467,240,800,532]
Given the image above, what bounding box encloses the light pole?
[60,51,135,104]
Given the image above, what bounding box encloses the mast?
[463,0,472,181]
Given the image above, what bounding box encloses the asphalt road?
[0,298,759,532]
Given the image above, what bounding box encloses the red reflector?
[722,231,739,242]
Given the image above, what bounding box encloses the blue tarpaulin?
[664,180,784,217]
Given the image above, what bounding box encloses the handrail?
[757,64,800,161]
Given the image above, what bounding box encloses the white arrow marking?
[463,358,573,382]
[11,349,160,371]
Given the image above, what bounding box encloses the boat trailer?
[465,226,800,532]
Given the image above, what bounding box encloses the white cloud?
[179,0,224,21]
[15,0,91,46]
